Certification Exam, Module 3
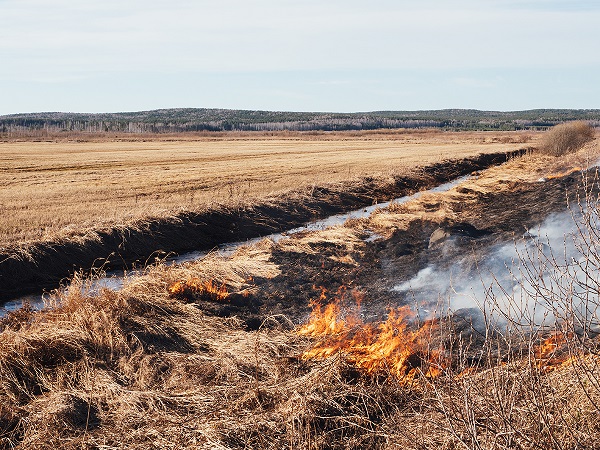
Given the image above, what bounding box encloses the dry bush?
[539,121,595,156]
[416,173,600,449]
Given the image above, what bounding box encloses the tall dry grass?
[3,264,600,448]
[1,225,600,449]
[539,121,595,157]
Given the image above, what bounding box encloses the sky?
[1,0,599,115]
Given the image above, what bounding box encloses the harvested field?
[0,130,536,248]
[0,134,598,448]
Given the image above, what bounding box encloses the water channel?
[1,175,471,316]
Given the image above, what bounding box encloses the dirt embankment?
[0,150,523,302]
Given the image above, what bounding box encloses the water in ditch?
[1,175,472,316]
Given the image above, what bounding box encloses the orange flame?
[298,287,359,336]
[298,289,446,384]
[535,332,568,359]
[168,278,230,302]
[534,332,577,371]
[300,290,596,380]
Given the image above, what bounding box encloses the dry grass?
[2,258,600,448]
[0,250,291,448]
[538,121,596,157]
[4,142,600,448]
[0,130,537,248]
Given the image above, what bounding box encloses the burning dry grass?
[3,137,600,448]
[0,253,416,448]
[3,269,600,449]
[298,289,446,385]
[168,277,231,301]
[295,261,600,448]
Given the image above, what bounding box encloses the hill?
[2,108,600,135]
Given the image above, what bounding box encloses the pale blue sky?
[1,0,599,114]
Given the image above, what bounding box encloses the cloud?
[1,0,599,82]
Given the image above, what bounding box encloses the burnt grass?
[0,150,523,302]
[223,168,590,330]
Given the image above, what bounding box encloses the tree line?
[2,108,600,136]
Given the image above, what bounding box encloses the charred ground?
[187,158,590,331]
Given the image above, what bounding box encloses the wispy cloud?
[0,0,598,112]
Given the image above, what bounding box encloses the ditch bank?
[182,159,595,331]
[0,149,525,302]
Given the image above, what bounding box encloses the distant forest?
[2,108,600,135]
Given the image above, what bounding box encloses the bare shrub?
[539,121,595,156]
[424,172,600,449]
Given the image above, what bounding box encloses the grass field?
[2,140,600,449]
[0,130,535,248]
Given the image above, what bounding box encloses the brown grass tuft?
[538,121,595,156]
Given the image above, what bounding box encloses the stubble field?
[0,130,535,248]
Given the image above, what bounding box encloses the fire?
[298,300,346,336]
[534,332,577,371]
[300,290,597,380]
[168,278,230,302]
[535,332,568,360]
[298,287,358,336]
[532,331,600,374]
[546,167,583,180]
[298,288,446,384]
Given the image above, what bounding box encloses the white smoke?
[393,205,600,331]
